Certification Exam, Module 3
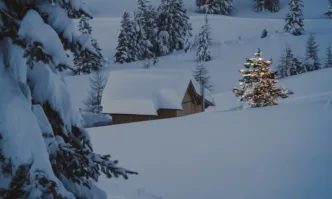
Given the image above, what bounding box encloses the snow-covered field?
[89,69,332,199]
[64,0,332,198]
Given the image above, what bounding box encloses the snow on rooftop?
[155,88,183,110]
[103,99,157,116]
[101,69,215,115]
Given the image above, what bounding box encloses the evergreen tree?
[184,28,193,52]
[0,1,136,198]
[74,15,104,74]
[184,18,193,53]
[293,57,305,74]
[261,29,268,38]
[265,0,280,12]
[135,0,157,60]
[114,11,137,63]
[194,62,213,91]
[276,55,286,79]
[284,46,295,76]
[153,55,159,66]
[196,0,203,7]
[254,0,265,12]
[196,15,212,62]
[325,0,332,19]
[157,30,170,56]
[157,0,192,53]
[233,49,292,107]
[324,46,332,68]
[284,0,304,36]
[197,0,233,15]
[79,15,92,34]
[146,5,160,54]
[276,46,293,79]
[143,58,151,69]
[84,71,107,113]
[304,34,320,71]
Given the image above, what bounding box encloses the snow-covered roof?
[101,69,215,115]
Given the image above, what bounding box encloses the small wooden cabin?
[101,69,215,125]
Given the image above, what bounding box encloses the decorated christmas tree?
[233,49,293,108]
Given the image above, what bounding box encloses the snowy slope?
[68,16,332,110]
[89,69,332,199]
[64,1,332,198]
[86,0,329,19]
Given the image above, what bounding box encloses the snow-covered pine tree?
[193,62,213,91]
[196,15,212,62]
[184,27,193,52]
[73,15,104,74]
[147,5,160,54]
[284,0,304,36]
[292,57,305,74]
[157,0,192,53]
[197,0,233,15]
[79,14,92,34]
[196,0,203,7]
[115,11,137,63]
[182,2,193,52]
[156,30,170,56]
[276,56,286,79]
[325,0,332,19]
[254,0,265,12]
[233,49,292,107]
[304,34,320,71]
[265,0,280,12]
[153,55,159,66]
[84,70,107,113]
[261,29,268,38]
[284,46,295,76]
[277,46,299,78]
[0,1,135,198]
[324,46,332,68]
[135,0,156,60]
[143,58,151,68]
[277,46,305,78]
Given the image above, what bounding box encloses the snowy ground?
[89,69,332,199]
[65,0,332,198]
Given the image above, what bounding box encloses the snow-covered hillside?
[87,0,329,19]
[89,68,332,199]
[68,0,332,109]
[64,1,332,198]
